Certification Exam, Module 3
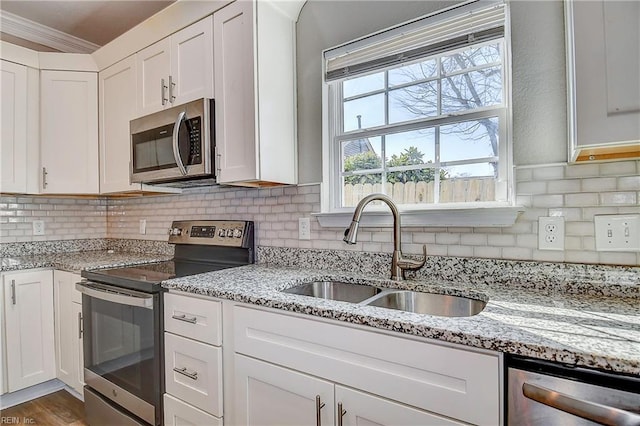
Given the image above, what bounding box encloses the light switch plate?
[139,219,146,235]
[594,214,640,252]
[538,216,564,250]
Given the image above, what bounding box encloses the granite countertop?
[162,264,640,376]
[1,250,173,273]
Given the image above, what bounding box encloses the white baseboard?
[0,379,66,409]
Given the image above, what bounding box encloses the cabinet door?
[137,38,171,115]
[336,386,464,426]
[164,394,222,426]
[170,16,214,106]
[213,0,257,183]
[234,354,334,426]
[3,270,55,392]
[53,270,83,394]
[40,70,98,194]
[99,56,140,193]
[0,60,27,193]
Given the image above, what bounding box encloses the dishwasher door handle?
[523,382,640,426]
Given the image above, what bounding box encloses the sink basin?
[283,281,382,303]
[366,290,486,317]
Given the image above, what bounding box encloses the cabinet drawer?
[164,333,222,417]
[234,305,501,426]
[164,293,221,345]
[164,393,222,426]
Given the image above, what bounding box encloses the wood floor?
[1,390,87,426]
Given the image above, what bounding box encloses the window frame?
[320,2,517,223]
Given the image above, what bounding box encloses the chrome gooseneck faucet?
[343,193,427,281]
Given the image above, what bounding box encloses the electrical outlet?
[298,217,311,240]
[594,214,640,252]
[538,216,564,250]
[139,219,146,235]
[32,220,45,236]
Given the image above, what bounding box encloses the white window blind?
[324,0,506,81]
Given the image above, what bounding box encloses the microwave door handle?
[75,282,153,309]
[172,111,188,176]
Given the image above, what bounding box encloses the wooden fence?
[343,178,495,206]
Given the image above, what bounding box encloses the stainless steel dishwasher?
[507,356,640,425]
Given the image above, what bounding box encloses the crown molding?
[0,10,100,54]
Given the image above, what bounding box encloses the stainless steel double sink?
[283,280,486,317]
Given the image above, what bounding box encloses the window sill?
[313,205,524,228]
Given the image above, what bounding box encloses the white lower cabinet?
[1,270,55,393]
[164,393,222,426]
[232,305,502,426]
[53,270,84,394]
[335,386,463,426]
[163,294,502,426]
[234,354,335,426]
[163,292,223,425]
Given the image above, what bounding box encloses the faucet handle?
[397,244,427,272]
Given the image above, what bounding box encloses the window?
[323,1,511,213]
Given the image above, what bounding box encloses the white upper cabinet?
[99,56,140,193]
[1,60,27,193]
[213,1,297,186]
[137,38,171,115]
[170,17,214,106]
[40,70,99,194]
[1,60,39,194]
[137,16,214,117]
[566,0,640,162]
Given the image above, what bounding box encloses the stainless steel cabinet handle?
[172,110,188,176]
[171,314,197,324]
[161,78,168,106]
[42,167,48,189]
[315,395,325,426]
[523,382,640,426]
[10,280,16,305]
[78,312,83,339]
[173,367,198,381]
[337,402,346,426]
[169,75,176,103]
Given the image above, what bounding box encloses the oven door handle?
[172,110,188,176]
[523,382,640,426]
[76,281,154,309]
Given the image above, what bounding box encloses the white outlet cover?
[32,220,45,236]
[538,216,564,250]
[139,219,146,235]
[594,214,640,252]
[298,217,311,240]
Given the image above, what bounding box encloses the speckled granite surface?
[258,247,640,297]
[0,238,174,257]
[1,250,173,273]
[163,264,640,376]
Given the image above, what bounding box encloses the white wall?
[296,0,569,184]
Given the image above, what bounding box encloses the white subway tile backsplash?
[2,160,639,266]
[599,192,637,205]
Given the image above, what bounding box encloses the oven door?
[77,281,162,425]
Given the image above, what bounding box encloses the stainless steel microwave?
[130,98,214,184]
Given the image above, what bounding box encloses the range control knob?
[218,228,226,237]
[225,229,234,237]
[169,227,182,236]
[233,229,243,238]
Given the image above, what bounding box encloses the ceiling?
[0,1,175,53]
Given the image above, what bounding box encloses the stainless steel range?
[77,220,254,426]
